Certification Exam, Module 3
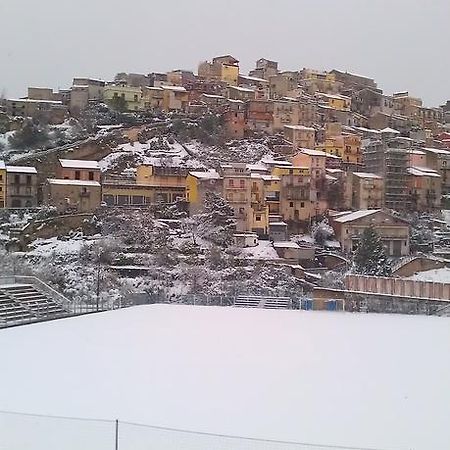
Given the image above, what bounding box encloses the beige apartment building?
[6,166,38,208]
[43,179,101,213]
[347,172,384,210]
[330,209,410,256]
[284,125,316,149]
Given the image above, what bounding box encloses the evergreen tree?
[8,119,49,149]
[353,226,392,276]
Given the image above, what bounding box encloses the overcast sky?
[1,0,449,106]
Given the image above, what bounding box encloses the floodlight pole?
[115,419,119,450]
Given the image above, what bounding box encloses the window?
[26,175,31,185]
[88,172,94,181]
[14,175,20,184]
[75,171,80,180]
[240,179,245,188]
[256,215,261,221]
[289,202,294,207]
[229,179,234,187]
[300,202,305,208]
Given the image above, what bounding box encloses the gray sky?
[1,0,449,106]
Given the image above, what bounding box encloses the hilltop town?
[1,55,450,313]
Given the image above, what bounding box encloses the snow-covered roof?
[353,172,382,180]
[269,221,288,226]
[380,127,400,134]
[333,209,381,223]
[326,168,344,174]
[284,125,315,131]
[407,167,441,178]
[239,74,269,84]
[273,241,301,249]
[189,170,221,180]
[229,86,255,93]
[317,92,351,101]
[261,175,281,182]
[6,166,37,174]
[8,98,63,105]
[59,159,101,170]
[201,94,225,99]
[422,147,450,155]
[228,99,245,104]
[160,85,187,92]
[299,148,327,157]
[47,178,101,187]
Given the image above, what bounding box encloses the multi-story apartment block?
[246,100,274,134]
[0,160,6,208]
[284,125,315,149]
[299,69,337,95]
[161,85,189,111]
[363,141,411,210]
[198,55,239,86]
[269,73,298,99]
[238,75,269,100]
[220,163,252,232]
[186,170,223,214]
[422,147,450,195]
[342,134,362,164]
[249,58,279,81]
[407,167,441,211]
[6,166,38,208]
[272,99,300,132]
[347,172,384,210]
[103,84,143,111]
[272,166,313,223]
[317,93,351,111]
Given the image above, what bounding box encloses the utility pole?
[96,260,100,312]
[115,419,119,450]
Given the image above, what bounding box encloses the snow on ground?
[100,137,204,172]
[407,267,450,283]
[27,236,87,257]
[0,305,449,450]
[241,239,280,260]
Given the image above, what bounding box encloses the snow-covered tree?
[353,226,392,276]
[189,192,236,247]
[311,218,334,246]
[8,119,50,149]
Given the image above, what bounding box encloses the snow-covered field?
[408,267,450,283]
[0,306,449,450]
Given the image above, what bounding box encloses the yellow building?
[343,134,362,164]
[272,165,313,222]
[262,174,281,214]
[300,69,337,94]
[317,93,351,111]
[186,170,222,213]
[198,55,239,86]
[161,86,189,111]
[316,136,345,158]
[103,84,143,111]
[142,87,164,110]
[221,64,239,86]
[0,160,6,208]
[249,174,270,236]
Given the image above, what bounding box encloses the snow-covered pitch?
[0,305,449,450]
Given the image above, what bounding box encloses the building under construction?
[363,140,411,210]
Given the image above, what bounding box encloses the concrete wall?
[345,274,450,300]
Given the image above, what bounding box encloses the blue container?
[303,299,313,310]
[326,300,337,311]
